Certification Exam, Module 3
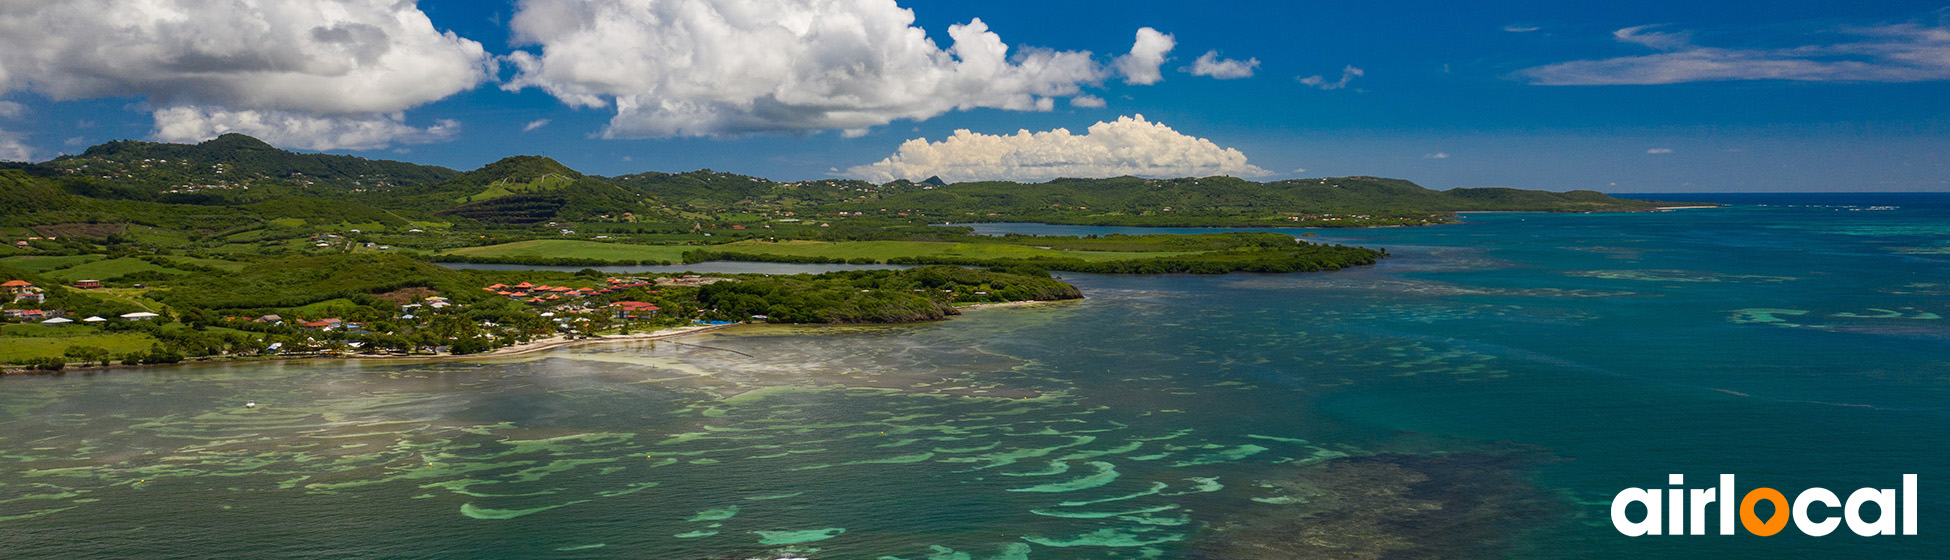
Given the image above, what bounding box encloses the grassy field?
[445,238,1202,264]
[444,240,693,262]
[164,256,250,271]
[711,240,1198,262]
[0,325,159,363]
[38,258,189,282]
[0,254,103,273]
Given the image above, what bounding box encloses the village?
[0,272,745,371]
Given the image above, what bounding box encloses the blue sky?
[1,0,1947,192]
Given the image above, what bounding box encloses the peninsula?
[2,134,1696,371]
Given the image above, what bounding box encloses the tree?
[64,345,112,366]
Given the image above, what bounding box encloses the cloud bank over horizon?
[845,114,1271,183]
[1521,21,1950,85]
[0,0,493,150]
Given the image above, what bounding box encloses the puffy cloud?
[1521,21,1950,85]
[1424,152,1450,159]
[152,107,459,151]
[0,101,23,118]
[1299,65,1364,90]
[1646,148,1674,154]
[504,0,1109,138]
[1070,94,1107,108]
[1186,51,1259,79]
[0,128,33,161]
[1114,27,1175,85]
[0,0,492,149]
[845,114,1270,183]
[523,119,552,132]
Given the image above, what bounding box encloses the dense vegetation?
[152,253,488,310]
[698,266,1080,323]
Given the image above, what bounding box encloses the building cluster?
[5,279,159,324]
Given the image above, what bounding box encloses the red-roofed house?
[608,301,661,319]
[1,280,32,295]
[301,318,344,330]
[73,279,103,289]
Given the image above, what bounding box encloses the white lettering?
[1793,488,1840,537]
[1612,487,1663,537]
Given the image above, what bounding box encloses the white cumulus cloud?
[1114,27,1175,85]
[845,114,1270,183]
[1187,51,1259,79]
[1424,152,1450,159]
[1646,147,1674,154]
[523,119,552,132]
[152,107,459,151]
[503,0,1111,138]
[0,0,493,149]
[0,101,23,118]
[1300,65,1365,90]
[1070,94,1107,108]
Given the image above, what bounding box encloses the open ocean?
[2,193,1945,559]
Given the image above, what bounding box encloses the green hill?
[45,133,458,194]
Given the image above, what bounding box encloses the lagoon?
[2,194,1945,559]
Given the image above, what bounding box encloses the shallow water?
[3,194,1946,558]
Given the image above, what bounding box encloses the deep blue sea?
[1,193,1945,559]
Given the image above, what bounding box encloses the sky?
[1,0,1947,192]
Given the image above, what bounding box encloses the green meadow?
[444,240,693,263]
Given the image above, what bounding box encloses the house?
[300,318,343,330]
[255,314,282,324]
[1,280,33,295]
[14,291,45,304]
[73,279,103,289]
[608,301,661,319]
[119,312,158,320]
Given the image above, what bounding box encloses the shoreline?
[954,299,1080,311]
[3,300,1072,376]
[1,323,739,376]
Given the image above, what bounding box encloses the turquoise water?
[2,194,1945,558]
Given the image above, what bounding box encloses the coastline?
[1,323,737,376]
[4,299,1073,376]
[954,298,1081,311]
